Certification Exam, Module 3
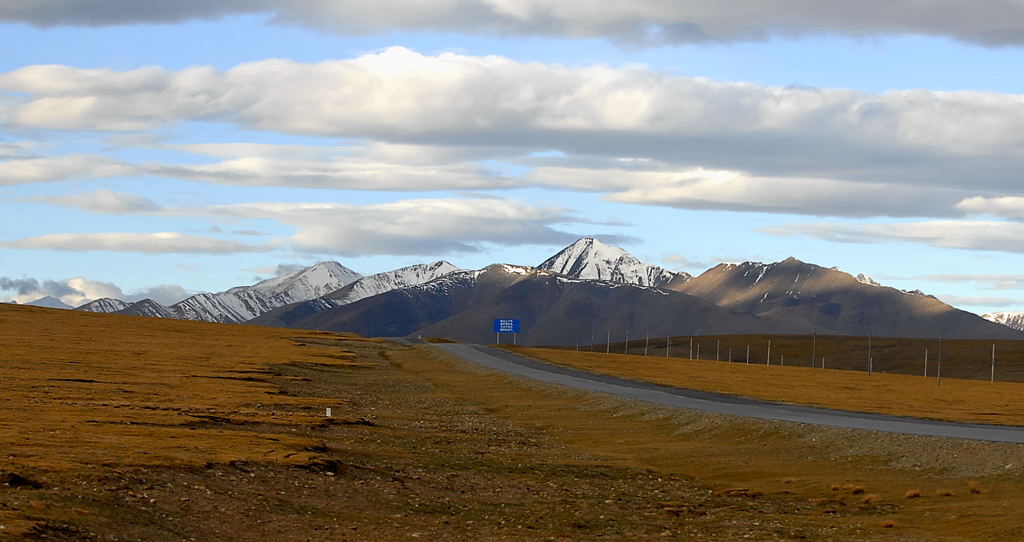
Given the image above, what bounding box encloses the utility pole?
[666,336,670,358]
[644,333,649,356]
[867,333,873,376]
[696,343,701,360]
[811,329,817,368]
[766,340,771,366]
[606,330,611,354]
[937,336,942,386]
[992,343,996,382]
[924,349,928,377]
[624,330,629,354]
[728,345,732,363]
[689,337,693,360]
[716,339,720,361]
[746,345,750,364]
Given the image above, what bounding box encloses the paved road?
[425,342,1024,443]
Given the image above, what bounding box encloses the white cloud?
[3,1,1024,46]
[935,294,1024,310]
[6,49,1024,204]
[956,196,1024,219]
[0,275,189,306]
[0,154,137,185]
[0,232,271,254]
[764,220,1024,254]
[36,189,161,214]
[533,166,968,218]
[208,197,584,255]
[125,284,189,305]
[152,155,512,191]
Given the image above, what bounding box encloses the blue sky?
[2,1,1024,313]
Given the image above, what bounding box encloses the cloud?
[3,1,1024,46]
[661,253,714,271]
[534,166,967,218]
[0,276,121,306]
[209,197,585,255]
[0,154,138,185]
[0,275,189,306]
[956,196,1024,219]
[935,294,1024,310]
[0,232,271,254]
[7,49,1024,209]
[125,284,189,305]
[894,273,1024,292]
[764,220,1024,255]
[34,189,161,214]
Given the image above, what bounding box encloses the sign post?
[493,318,521,345]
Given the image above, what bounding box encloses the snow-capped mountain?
[251,261,461,327]
[982,311,1024,332]
[171,261,362,323]
[75,261,362,324]
[77,298,130,313]
[327,261,460,305]
[120,299,177,318]
[538,238,689,288]
[25,296,73,309]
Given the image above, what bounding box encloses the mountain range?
[17,237,1023,343]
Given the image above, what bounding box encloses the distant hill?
[277,264,773,345]
[983,312,1024,332]
[251,261,459,328]
[675,258,1020,339]
[58,237,1024,343]
[25,296,73,309]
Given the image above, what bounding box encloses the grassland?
[3,304,1024,540]
[603,333,1024,382]
[510,345,1024,426]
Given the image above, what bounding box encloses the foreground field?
[609,334,1024,383]
[512,346,1024,426]
[2,304,1024,540]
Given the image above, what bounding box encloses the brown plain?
[512,336,1024,426]
[2,304,1024,540]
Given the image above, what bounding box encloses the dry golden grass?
[512,346,1024,425]
[0,304,372,473]
[412,344,1024,541]
[0,304,378,536]
[601,334,1024,382]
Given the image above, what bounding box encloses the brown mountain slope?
[675,258,1021,339]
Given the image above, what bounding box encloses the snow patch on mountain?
[538,238,686,288]
[982,311,1024,332]
[330,261,459,306]
[25,296,73,309]
[173,261,362,323]
[855,273,882,287]
[77,298,129,313]
[121,299,177,318]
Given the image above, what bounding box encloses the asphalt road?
[426,342,1024,443]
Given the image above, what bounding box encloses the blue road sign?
[493,318,521,333]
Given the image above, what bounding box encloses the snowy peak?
[172,261,362,324]
[77,298,129,313]
[120,299,176,318]
[246,261,362,299]
[327,261,459,306]
[25,296,73,309]
[538,238,686,288]
[982,311,1024,332]
[855,273,882,287]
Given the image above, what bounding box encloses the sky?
[2,1,1024,313]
